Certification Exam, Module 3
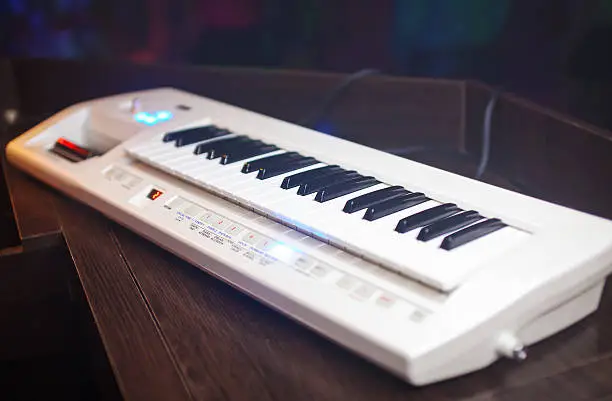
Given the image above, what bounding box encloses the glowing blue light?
[267,243,296,263]
[134,112,149,122]
[156,111,172,120]
[134,110,173,126]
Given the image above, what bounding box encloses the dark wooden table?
[2,62,612,401]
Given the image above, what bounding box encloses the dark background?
[2,3,612,400]
[1,0,612,129]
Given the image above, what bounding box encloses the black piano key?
[343,186,408,213]
[207,136,253,159]
[281,165,343,189]
[315,177,380,202]
[164,125,228,143]
[241,152,301,173]
[220,144,279,165]
[215,139,264,161]
[175,127,230,147]
[363,192,428,221]
[395,203,461,233]
[417,211,483,242]
[297,171,361,196]
[257,157,319,179]
[194,136,245,155]
[440,218,507,250]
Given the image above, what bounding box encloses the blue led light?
[134,110,173,125]
[267,243,296,262]
[134,112,149,122]
[156,111,172,120]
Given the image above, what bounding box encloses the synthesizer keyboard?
[6,87,612,385]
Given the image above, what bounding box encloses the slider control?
[51,137,95,162]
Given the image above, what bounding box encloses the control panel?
[160,194,432,324]
[101,163,434,324]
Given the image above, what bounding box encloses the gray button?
[126,177,142,188]
[310,264,332,279]
[295,255,315,271]
[256,237,274,251]
[409,310,427,323]
[224,223,244,236]
[352,284,376,301]
[209,215,231,231]
[164,196,185,210]
[375,293,397,308]
[243,232,261,245]
[336,275,359,291]
[183,204,204,217]
[111,169,127,182]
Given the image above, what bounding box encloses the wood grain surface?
[2,61,612,401]
[52,197,193,401]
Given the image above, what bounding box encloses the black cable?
[475,89,501,179]
[305,78,532,195]
[299,68,380,129]
[304,70,506,184]
[384,88,502,180]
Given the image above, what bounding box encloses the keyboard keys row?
[231,145,507,251]
[139,125,511,255]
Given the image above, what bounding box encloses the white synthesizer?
[6,88,612,385]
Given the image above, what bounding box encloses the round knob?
[496,332,527,361]
[130,98,141,114]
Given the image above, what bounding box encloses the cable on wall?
[299,68,380,129]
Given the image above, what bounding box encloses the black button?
[281,165,343,189]
[363,193,428,221]
[441,218,507,250]
[343,186,408,213]
[206,136,252,159]
[417,211,483,241]
[241,152,301,173]
[220,144,279,165]
[315,177,380,202]
[257,157,319,179]
[395,203,460,233]
[297,171,361,196]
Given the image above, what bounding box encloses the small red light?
[57,137,90,157]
